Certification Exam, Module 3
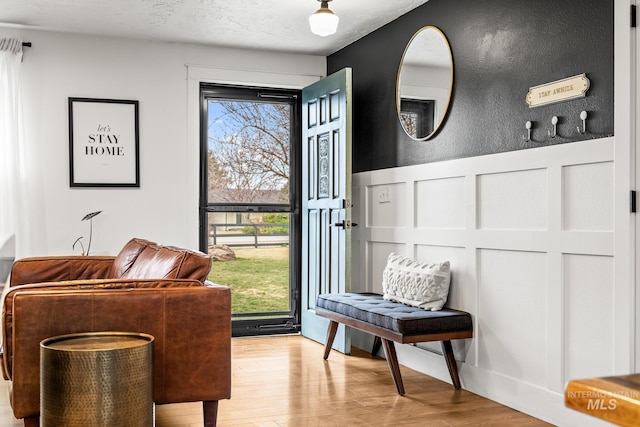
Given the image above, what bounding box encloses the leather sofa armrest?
[9,256,115,287]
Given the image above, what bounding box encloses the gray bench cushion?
[317,293,472,336]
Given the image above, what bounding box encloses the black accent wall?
[328,0,614,173]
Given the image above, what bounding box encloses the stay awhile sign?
[526,74,590,108]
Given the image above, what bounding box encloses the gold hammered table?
[40,332,154,427]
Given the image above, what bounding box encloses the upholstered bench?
[316,292,473,395]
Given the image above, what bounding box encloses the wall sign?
[526,74,590,108]
[69,98,139,187]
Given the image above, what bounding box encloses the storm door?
[200,84,301,337]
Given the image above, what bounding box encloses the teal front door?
[300,68,353,354]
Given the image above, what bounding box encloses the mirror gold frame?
[396,26,453,141]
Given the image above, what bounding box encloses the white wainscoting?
[351,137,620,427]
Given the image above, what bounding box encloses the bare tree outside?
[208,100,290,205]
[399,111,418,138]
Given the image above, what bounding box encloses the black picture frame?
[69,97,139,187]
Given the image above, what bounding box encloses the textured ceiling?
[0,0,430,56]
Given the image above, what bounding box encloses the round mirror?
[397,26,453,140]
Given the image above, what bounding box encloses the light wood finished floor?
[0,335,552,426]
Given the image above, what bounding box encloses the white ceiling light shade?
[309,0,339,37]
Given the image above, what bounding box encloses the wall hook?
[522,121,533,142]
[577,110,588,135]
[548,116,558,139]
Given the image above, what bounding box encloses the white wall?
[351,137,625,427]
[6,28,325,257]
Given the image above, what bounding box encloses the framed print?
[69,97,139,187]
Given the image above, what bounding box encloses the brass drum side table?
[40,332,154,427]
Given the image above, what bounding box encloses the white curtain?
[0,38,29,257]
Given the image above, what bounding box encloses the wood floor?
[0,335,552,426]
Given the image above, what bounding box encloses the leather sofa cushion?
[111,238,212,282]
[109,238,148,278]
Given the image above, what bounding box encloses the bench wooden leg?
[371,336,382,356]
[381,338,405,395]
[442,340,461,389]
[323,320,339,360]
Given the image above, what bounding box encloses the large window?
[200,83,301,336]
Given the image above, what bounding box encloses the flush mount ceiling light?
[309,0,339,37]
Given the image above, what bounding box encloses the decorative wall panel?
[477,248,547,386]
[415,244,469,308]
[563,161,614,231]
[563,253,614,381]
[366,183,407,228]
[415,177,465,229]
[414,244,469,360]
[367,241,404,294]
[351,137,618,426]
[477,169,547,230]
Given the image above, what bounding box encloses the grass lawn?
[208,246,289,314]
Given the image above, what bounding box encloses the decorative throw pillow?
[382,253,451,311]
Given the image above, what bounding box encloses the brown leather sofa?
[1,238,231,427]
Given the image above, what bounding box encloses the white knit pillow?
[382,253,451,311]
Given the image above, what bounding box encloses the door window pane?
[208,100,290,205]
[207,211,290,315]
